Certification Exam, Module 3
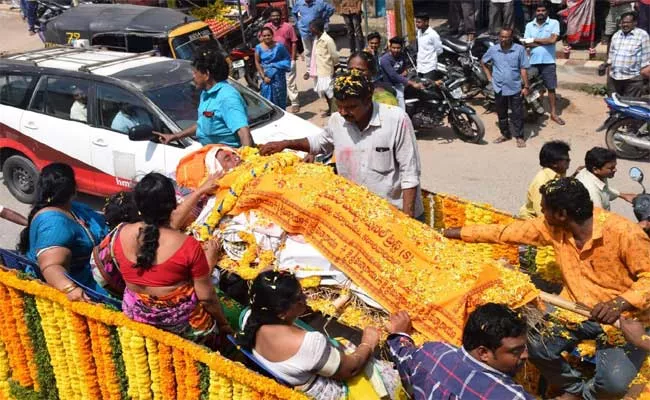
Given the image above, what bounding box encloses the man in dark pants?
[334,0,364,53]
[448,0,476,41]
[481,28,530,148]
[607,11,650,97]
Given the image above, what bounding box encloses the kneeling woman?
[237,270,382,400]
[114,173,231,348]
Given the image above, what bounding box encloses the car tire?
[2,155,38,204]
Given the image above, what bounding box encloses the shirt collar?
[581,169,607,191]
[344,102,381,131]
[541,167,561,180]
[205,81,227,95]
[534,17,550,27]
[498,44,515,53]
[460,346,512,380]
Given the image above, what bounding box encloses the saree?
[256,43,291,109]
[122,284,218,345]
[559,0,595,44]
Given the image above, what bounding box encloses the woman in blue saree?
[18,163,109,301]
[255,27,292,109]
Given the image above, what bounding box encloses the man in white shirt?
[415,13,443,80]
[69,88,87,123]
[575,147,636,210]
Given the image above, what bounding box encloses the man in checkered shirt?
[607,11,650,97]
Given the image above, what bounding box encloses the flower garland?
[208,369,232,400]
[55,303,82,399]
[6,287,38,389]
[93,320,123,400]
[22,294,57,399]
[185,352,202,400]
[0,335,12,399]
[108,325,130,399]
[119,326,153,400]
[198,361,210,400]
[0,285,32,388]
[69,311,103,399]
[173,348,187,399]
[157,343,177,399]
[118,326,138,399]
[146,337,163,400]
[87,320,109,399]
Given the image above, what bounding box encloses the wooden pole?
[539,292,620,328]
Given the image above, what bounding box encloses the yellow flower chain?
[55,302,82,399]
[209,369,233,400]
[35,297,73,399]
[6,287,38,389]
[118,326,138,399]
[146,338,162,400]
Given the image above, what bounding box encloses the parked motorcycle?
[228,16,265,91]
[404,75,485,143]
[602,94,650,160]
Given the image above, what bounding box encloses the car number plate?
[526,90,540,102]
[232,60,245,69]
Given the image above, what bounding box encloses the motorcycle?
[35,0,70,40]
[228,17,265,92]
[602,94,650,160]
[404,75,486,143]
[629,167,650,236]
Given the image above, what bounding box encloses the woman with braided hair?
[113,172,232,348]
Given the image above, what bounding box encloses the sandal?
[493,136,511,144]
[516,138,527,148]
[551,115,566,125]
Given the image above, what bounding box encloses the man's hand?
[263,76,272,84]
[442,227,462,239]
[198,173,222,196]
[620,193,638,203]
[387,311,412,334]
[155,132,177,145]
[360,326,381,350]
[259,140,288,156]
[522,87,530,97]
[591,297,632,324]
[620,316,650,349]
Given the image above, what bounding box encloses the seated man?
[111,104,152,134]
[387,304,534,399]
[444,178,650,400]
[69,87,87,123]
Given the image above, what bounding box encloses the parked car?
[0,47,321,203]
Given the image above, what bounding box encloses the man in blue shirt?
[482,27,530,148]
[156,46,253,148]
[379,37,423,109]
[524,3,564,125]
[293,0,335,79]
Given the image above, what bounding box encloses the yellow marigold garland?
[173,348,187,399]
[209,369,233,399]
[185,353,202,400]
[118,326,138,400]
[6,287,38,389]
[535,246,563,284]
[34,297,73,399]
[146,337,162,400]
[157,343,176,399]
[131,331,153,400]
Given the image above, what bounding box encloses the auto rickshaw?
[40,4,223,60]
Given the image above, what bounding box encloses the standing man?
[380,37,424,109]
[292,0,335,79]
[265,8,301,113]
[607,11,650,97]
[521,0,544,32]
[489,0,515,36]
[259,71,424,220]
[448,0,476,41]
[415,13,443,80]
[333,0,364,53]
[310,19,339,116]
[482,28,530,148]
[524,2,564,125]
[365,31,383,81]
[156,46,253,147]
[575,147,637,210]
[443,177,650,400]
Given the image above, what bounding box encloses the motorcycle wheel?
[605,118,650,160]
[245,69,260,92]
[449,111,485,143]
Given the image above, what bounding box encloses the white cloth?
[491,0,512,3]
[575,169,620,211]
[416,26,443,74]
[253,331,345,400]
[314,76,334,98]
[308,102,423,217]
[69,101,87,123]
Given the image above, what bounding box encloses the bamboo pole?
[540,292,620,328]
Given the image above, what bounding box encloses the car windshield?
[172,30,224,60]
[145,79,276,131]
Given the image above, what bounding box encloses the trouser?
[639,2,650,35]
[495,91,524,139]
[489,1,514,35]
[448,0,476,34]
[607,75,646,97]
[302,35,314,74]
[287,60,299,107]
[418,70,442,80]
[343,13,364,53]
[605,3,634,36]
[395,83,405,109]
[529,319,648,400]
[26,0,37,31]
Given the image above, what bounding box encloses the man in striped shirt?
[387,304,534,400]
[607,11,650,97]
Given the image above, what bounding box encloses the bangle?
[60,283,78,294]
[358,342,374,351]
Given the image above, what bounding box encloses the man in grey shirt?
[260,70,423,219]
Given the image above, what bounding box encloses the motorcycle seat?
[442,37,469,53]
[618,96,650,108]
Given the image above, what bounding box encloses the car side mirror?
[128,125,153,141]
[630,167,644,183]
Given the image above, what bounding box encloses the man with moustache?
[258,70,424,220]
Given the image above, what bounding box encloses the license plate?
[526,90,540,102]
[232,60,245,69]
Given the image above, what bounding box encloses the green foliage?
[23,295,58,400]
[191,0,227,20]
[197,362,210,400]
[108,326,130,400]
[578,84,608,96]
[9,380,40,400]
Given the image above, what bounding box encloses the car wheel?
[2,155,38,204]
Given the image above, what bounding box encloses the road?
[0,9,645,250]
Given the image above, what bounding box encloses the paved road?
[0,10,645,250]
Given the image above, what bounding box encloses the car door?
[87,82,167,195]
[19,75,98,193]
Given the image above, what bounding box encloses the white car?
[0,47,321,202]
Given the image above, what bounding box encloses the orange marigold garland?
[0,335,12,398]
[185,353,202,399]
[157,343,176,399]
[95,321,122,400]
[87,320,110,399]
[173,348,187,400]
[68,312,102,399]
[6,287,38,389]
[0,284,32,387]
